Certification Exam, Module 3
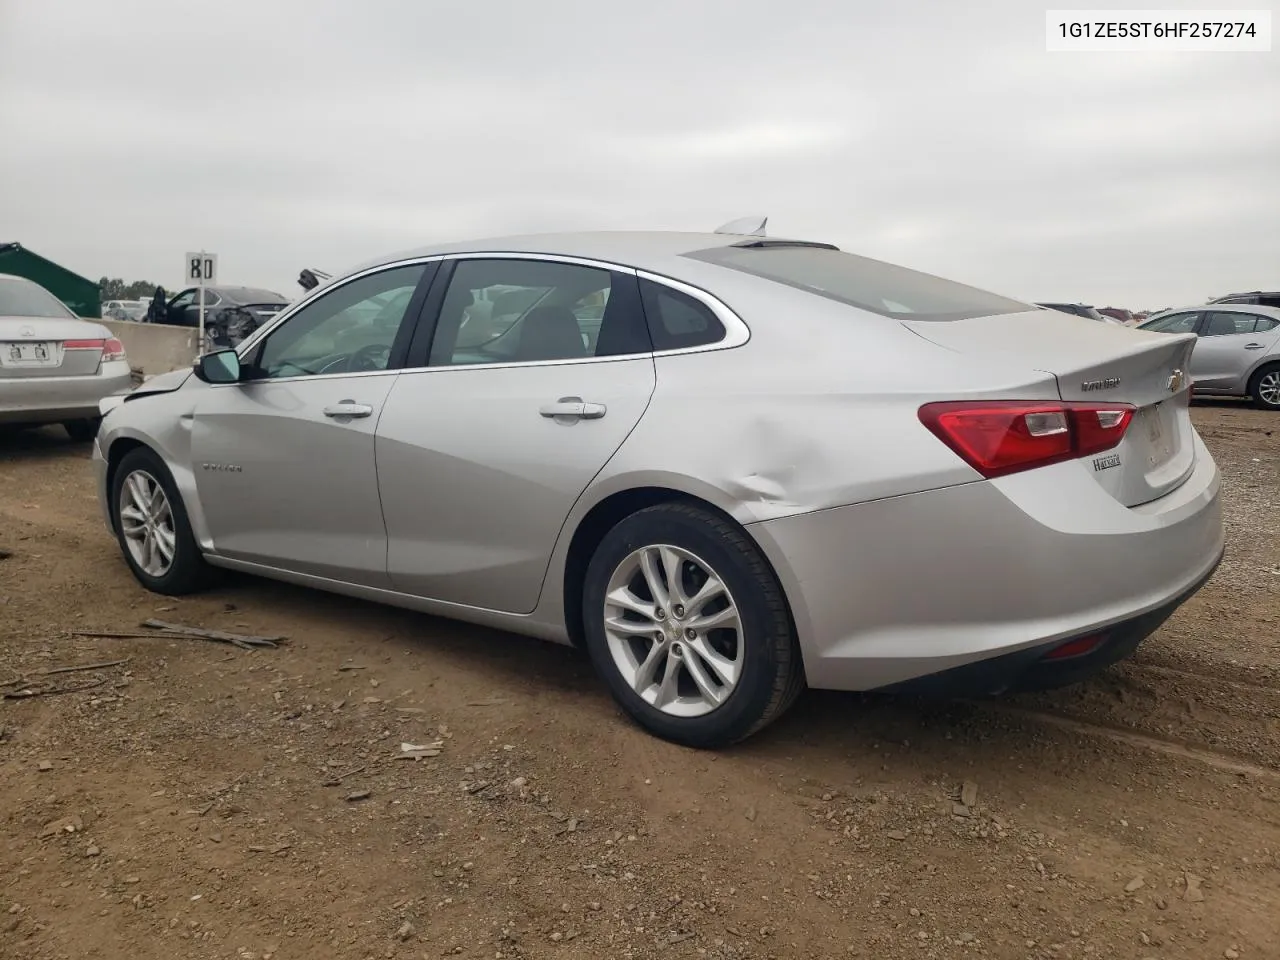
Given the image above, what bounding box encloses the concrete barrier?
[99,320,198,376]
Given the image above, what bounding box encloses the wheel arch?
[558,484,802,653]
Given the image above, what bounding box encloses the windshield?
[685,244,1031,322]
[0,276,76,318]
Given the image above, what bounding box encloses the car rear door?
[1190,311,1280,392]
[188,261,434,587]
[376,256,657,614]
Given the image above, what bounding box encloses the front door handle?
[539,397,607,421]
[1245,343,1265,350]
[323,400,374,419]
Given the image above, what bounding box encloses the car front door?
[189,261,435,586]
[1191,311,1280,391]
[376,256,657,613]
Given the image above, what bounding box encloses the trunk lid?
[903,309,1198,507]
[0,316,111,380]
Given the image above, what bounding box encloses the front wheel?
[1249,363,1280,410]
[111,447,215,595]
[581,502,804,748]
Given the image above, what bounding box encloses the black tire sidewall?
[110,448,207,594]
[582,506,788,747]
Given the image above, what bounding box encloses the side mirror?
[193,348,241,384]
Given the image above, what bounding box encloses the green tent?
[0,242,101,318]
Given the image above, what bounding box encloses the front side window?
[685,243,1031,322]
[246,263,426,380]
[428,258,650,366]
[1141,312,1200,335]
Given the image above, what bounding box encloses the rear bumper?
[880,547,1222,696]
[749,432,1224,692]
[0,362,134,424]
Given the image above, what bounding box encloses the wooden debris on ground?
[71,621,287,651]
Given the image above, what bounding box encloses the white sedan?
[0,273,133,439]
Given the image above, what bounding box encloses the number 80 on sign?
[184,252,218,285]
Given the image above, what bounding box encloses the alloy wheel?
[1258,370,1280,407]
[602,544,743,718]
[118,469,177,578]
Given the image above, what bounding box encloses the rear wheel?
[581,502,804,748]
[63,418,101,442]
[1250,364,1280,410]
[111,447,214,595]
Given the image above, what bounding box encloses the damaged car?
[92,224,1224,747]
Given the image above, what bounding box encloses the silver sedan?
[93,229,1224,746]
[1137,304,1280,409]
[1,274,133,439]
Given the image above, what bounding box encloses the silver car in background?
[1138,304,1280,409]
[93,230,1223,746]
[1,273,133,440]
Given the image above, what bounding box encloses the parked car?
[103,299,150,322]
[93,229,1223,746]
[1,273,132,439]
[153,285,290,348]
[1208,291,1280,309]
[1035,302,1122,324]
[1138,304,1280,409]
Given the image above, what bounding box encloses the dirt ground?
[2,402,1278,960]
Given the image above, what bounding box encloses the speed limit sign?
[185,251,218,284]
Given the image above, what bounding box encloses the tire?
[63,418,102,442]
[1249,363,1280,410]
[581,502,805,748]
[110,447,215,595]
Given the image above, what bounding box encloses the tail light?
[918,400,1135,478]
[62,338,127,362]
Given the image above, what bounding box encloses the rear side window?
[684,244,1031,321]
[639,280,726,351]
[1250,315,1279,333]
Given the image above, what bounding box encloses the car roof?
[206,285,287,303]
[362,231,793,277]
[1148,303,1280,319]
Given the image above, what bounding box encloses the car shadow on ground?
[0,424,93,464]
[211,568,1101,771]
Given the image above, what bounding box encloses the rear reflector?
[1043,634,1105,660]
[63,339,104,349]
[918,400,1135,478]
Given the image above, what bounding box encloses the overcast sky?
[1,0,1276,308]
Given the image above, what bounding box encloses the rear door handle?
[323,400,374,419]
[1245,343,1265,349]
[539,397,607,420]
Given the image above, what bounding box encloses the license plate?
[1140,404,1173,468]
[1,341,58,367]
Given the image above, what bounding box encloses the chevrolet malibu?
[1,273,132,439]
[93,229,1224,746]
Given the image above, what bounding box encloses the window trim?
[227,251,751,384]
[217,259,438,386]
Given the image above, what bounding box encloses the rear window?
[0,277,76,319]
[684,244,1031,322]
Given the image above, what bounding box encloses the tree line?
[99,277,161,300]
